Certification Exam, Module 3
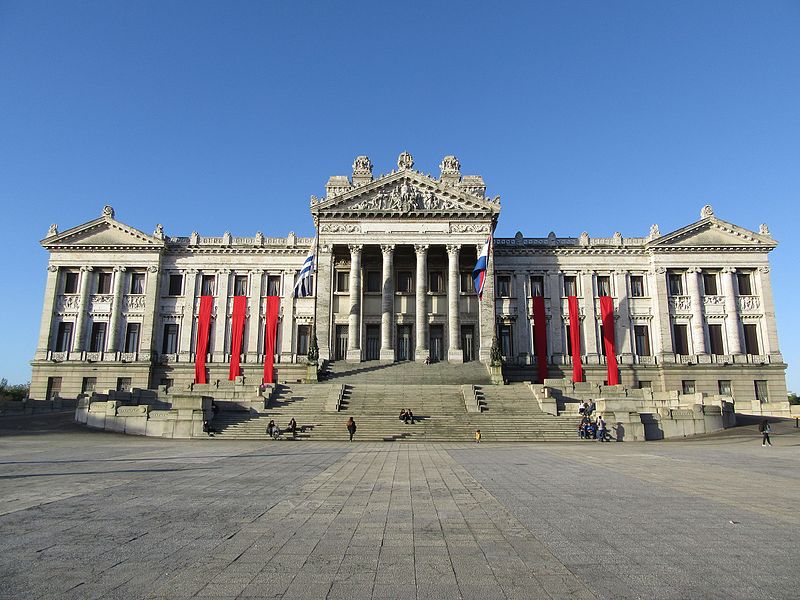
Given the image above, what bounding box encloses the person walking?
[760,419,772,446]
[474,429,481,443]
[597,415,607,442]
[347,417,357,442]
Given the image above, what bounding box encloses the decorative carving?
[439,155,461,177]
[380,244,396,254]
[414,244,429,255]
[579,232,590,246]
[222,231,232,245]
[307,334,319,365]
[309,195,319,206]
[56,295,81,311]
[703,295,726,306]
[255,231,264,245]
[80,266,93,272]
[124,296,146,311]
[190,231,199,245]
[738,296,761,312]
[348,244,363,255]
[758,266,770,273]
[147,266,158,273]
[320,223,362,233]
[397,151,414,170]
[113,266,127,273]
[720,267,736,274]
[47,265,59,273]
[668,296,692,312]
[490,335,503,366]
[758,223,770,235]
[450,223,488,233]
[349,183,458,213]
[613,232,623,245]
[102,205,115,218]
[153,224,164,239]
[700,204,714,219]
[47,224,58,237]
[445,244,461,255]
[654,266,667,274]
[352,155,373,181]
[686,267,702,274]
[649,223,660,238]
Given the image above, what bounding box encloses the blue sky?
[1,1,798,390]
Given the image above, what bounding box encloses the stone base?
[448,349,464,364]
[489,365,505,385]
[415,349,430,362]
[346,349,362,362]
[305,363,319,383]
[380,348,396,362]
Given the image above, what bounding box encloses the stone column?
[547,270,563,365]
[73,266,93,353]
[581,271,599,361]
[650,267,673,360]
[280,270,296,360]
[315,245,333,361]
[477,241,496,363]
[346,244,362,361]
[212,270,231,361]
[246,270,263,362]
[179,269,198,359]
[721,267,742,355]
[686,267,707,355]
[415,244,429,361]
[139,265,161,361]
[446,244,462,363]
[756,266,781,358]
[380,244,395,362]
[614,270,632,362]
[35,265,61,359]
[107,266,126,354]
[513,271,529,364]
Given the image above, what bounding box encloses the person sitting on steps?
[399,409,407,422]
[266,419,280,439]
[287,418,297,439]
[404,408,414,424]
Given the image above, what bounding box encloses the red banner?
[532,296,549,383]
[600,295,619,385]
[568,295,583,382]
[228,296,247,381]
[263,296,280,384]
[194,295,213,384]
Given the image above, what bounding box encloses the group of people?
[266,418,299,439]
[398,408,415,424]
[576,401,609,441]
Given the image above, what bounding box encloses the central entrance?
[461,325,475,362]
[396,325,412,361]
[429,325,444,362]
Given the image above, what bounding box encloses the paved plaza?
[1,414,799,600]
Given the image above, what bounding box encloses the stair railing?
[462,385,483,413]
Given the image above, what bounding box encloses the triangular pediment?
[650,217,776,250]
[312,170,500,218]
[42,216,164,250]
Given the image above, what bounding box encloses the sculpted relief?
[349,183,459,213]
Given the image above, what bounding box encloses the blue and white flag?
[294,241,315,298]
[472,236,491,299]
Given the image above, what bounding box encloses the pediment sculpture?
[349,183,458,213]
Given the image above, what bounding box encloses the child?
[474,429,481,443]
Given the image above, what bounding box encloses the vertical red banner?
[532,296,549,383]
[568,295,583,382]
[263,296,280,384]
[194,295,213,384]
[600,296,619,385]
[228,296,247,381]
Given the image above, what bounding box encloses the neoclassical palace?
[31,152,787,407]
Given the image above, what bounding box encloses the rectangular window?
[296,324,311,356]
[496,275,511,297]
[743,324,760,355]
[130,272,145,295]
[89,322,107,352]
[673,324,689,355]
[630,275,645,298]
[737,271,753,295]
[668,272,684,296]
[366,270,381,293]
[638,380,652,389]
[46,377,62,401]
[708,324,724,355]
[565,324,572,355]
[234,275,248,296]
[460,272,474,294]
[168,274,183,296]
[718,380,732,396]
[335,271,349,293]
[162,323,179,354]
[530,275,544,297]
[267,275,281,296]
[55,322,73,352]
[703,272,718,295]
[81,377,97,395]
[597,275,611,297]
[124,323,141,353]
[96,272,112,294]
[563,275,577,297]
[429,271,444,293]
[397,271,413,293]
[64,271,79,294]
[499,324,513,357]
[116,377,132,393]
[634,325,651,356]
[201,274,215,296]
[754,380,769,403]
[682,380,696,394]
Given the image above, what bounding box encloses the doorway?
[429,325,444,362]
[365,325,380,361]
[461,325,475,362]
[334,325,348,361]
[397,325,412,361]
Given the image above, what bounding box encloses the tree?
[0,380,29,402]
[789,392,798,405]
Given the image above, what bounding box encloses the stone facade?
[30,153,788,410]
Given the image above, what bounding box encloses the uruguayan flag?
[472,236,491,299]
[294,242,315,297]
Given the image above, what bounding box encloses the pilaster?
[614,270,632,363]
[179,269,198,359]
[139,265,161,360]
[650,268,674,361]
[581,271,599,362]
[756,266,782,359]
[477,242,495,363]
[315,245,333,361]
[35,265,60,359]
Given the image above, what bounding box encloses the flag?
[472,236,491,299]
[294,241,315,297]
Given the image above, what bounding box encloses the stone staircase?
[208,363,578,441]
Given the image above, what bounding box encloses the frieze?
[124,296,147,311]
[450,223,489,234]
[90,294,114,311]
[57,295,81,311]
[703,295,726,306]
[349,183,458,213]
[738,296,761,312]
[321,223,361,233]
[668,296,692,312]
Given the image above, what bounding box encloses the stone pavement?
[1,413,799,599]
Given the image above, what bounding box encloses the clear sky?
[1,1,798,390]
